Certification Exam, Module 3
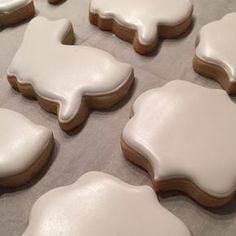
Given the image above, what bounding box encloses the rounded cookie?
[193,13,236,95]
[7,16,134,131]
[22,171,191,236]
[121,80,236,208]
[0,108,54,187]
[89,0,193,54]
[0,0,35,26]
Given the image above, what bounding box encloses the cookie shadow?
[0,140,60,195]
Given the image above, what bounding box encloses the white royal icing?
[123,80,236,198]
[0,0,31,14]
[22,172,191,236]
[7,16,133,124]
[90,0,193,45]
[0,108,52,178]
[196,13,236,82]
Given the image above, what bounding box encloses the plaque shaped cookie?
[7,16,134,131]
[193,13,236,95]
[121,80,236,208]
[23,172,191,236]
[0,109,54,187]
[0,0,35,26]
[89,0,193,54]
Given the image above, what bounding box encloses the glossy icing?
[90,0,193,45]
[196,13,236,82]
[123,80,236,198]
[0,0,31,13]
[7,16,133,124]
[0,108,52,178]
[23,172,191,236]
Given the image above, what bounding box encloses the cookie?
[22,171,191,236]
[0,0,35,26]
[89,0,193,54]
[121,80,236,208]
[7,16,134,131]
[193,13,236,95]
[0,108,54,187]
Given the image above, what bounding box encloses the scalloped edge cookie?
[22,171,192,236]
[121,80,236,208]
[193,37,236,94]
[89,0,193,55]
[193,13,236,95]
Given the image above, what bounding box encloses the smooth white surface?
[196,13,236,82]
[22,172,191,236]
[2,1,236,235]
[90,0,193,45]
[0,0,31,13]
[0,108,52,178]
[123,80,236,197]
[7,16,133,124]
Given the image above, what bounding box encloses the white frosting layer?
[90,0,193,45]
[23,172,191,236]
[196,13,236,82]
[123,80,236,198]
[0,0,31,13]
[7,16,133,124]
[0,108,52,178]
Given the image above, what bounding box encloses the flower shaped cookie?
[89,0,193,54]
[194,13,236,95]
[7,16,134,131]
[22,172,191,236]
[0,109,54,187]
[0,0,35,26]
[122,80,236,207]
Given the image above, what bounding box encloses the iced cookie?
[89,0,193,54]
[7,16,134,131]
[0,0,35,26]
[23,172,191,236]
[121,80,236,208]
[0,108,54,187]
[193,13,236,95]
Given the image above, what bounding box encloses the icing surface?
[0,108,52,178]
[196,13,236,82]
[123,80,236,197]
[0,0,31,13]
[90,0,193,45]
[7,16,133,123]
[23,172,191,236]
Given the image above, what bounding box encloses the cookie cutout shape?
[121,80,236,208]
[89,0,193,55]
[193,13,236,95]
[0,109,54,187]
[7,16,134,131]
[23,172,191,236]
[0,0,35,26]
